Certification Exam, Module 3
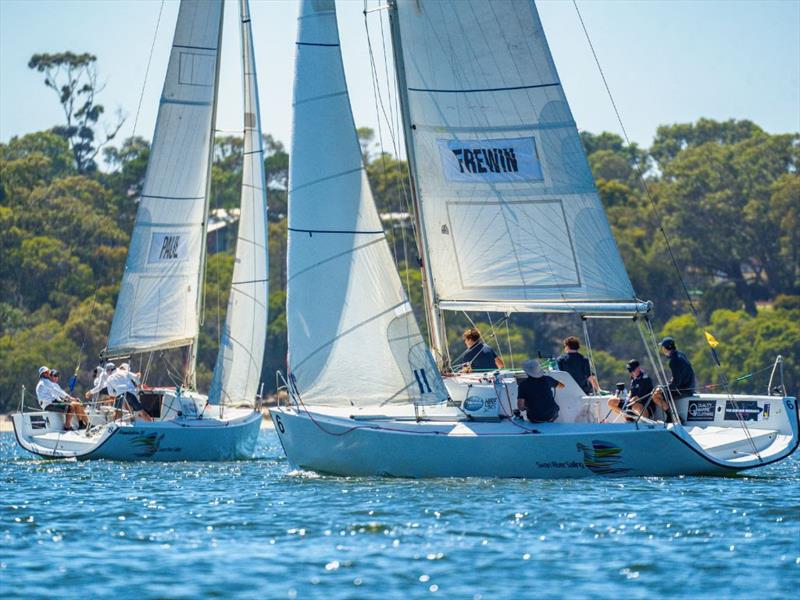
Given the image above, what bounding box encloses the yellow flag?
[704,331,719,348]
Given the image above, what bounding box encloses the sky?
[1,0,798,163]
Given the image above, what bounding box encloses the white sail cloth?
[208,0,269,406]
[287,0,446,408]
[394,0,637,309]
[108,0,223,355]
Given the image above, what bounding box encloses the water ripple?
[1,432,798,599]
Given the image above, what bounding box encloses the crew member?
[607,359,655,419]
[459,327,504,373]
[651,337,696,420]
[517,359,564,423]
[35,366,89,430]
[85,362,115,403]
[556,336,598,394]
[107,363,152,421]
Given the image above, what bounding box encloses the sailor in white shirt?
[85,362,115,402]
[35,366,89,430]
[107,363,152,421]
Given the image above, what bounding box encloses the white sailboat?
[270,0,798,478]
[13,0,269,461]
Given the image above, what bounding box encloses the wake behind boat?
[14,0,269,461]
[270,0,799,478]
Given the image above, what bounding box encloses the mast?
[186,0,226,389]
[387,0,447,368]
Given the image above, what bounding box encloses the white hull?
[270,392,799,478]
[13,390,262,461]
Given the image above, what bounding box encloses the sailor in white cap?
[35,365,89,430]
[85,362,115,402]
[516,359,564,423]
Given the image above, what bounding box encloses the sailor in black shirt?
[517,359,564,423]
[555,336,597,394]
[459,327,504,372]
[660,337,695,399]
[607,359,655,419]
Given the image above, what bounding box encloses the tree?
[657,130,798,313]
[650,118,763,169]
[0,131,74,200]
[28,52,124,173]
[357,127,375,162]
[365,151,411,213]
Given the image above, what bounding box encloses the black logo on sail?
[159,235,181,260]
[451,147,519,174]
[439,136,543,183]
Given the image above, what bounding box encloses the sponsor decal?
[687,399,717,422]
[762,403,770,419]
[148,232,189,263]
[437,136,543,183]
[724,401,762,422]
[462,396,485,412]
[576,440,631,475]
[536,460,585,470]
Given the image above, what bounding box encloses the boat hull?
[269,396,798,478]
[12,409,262,461]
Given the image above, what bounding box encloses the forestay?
[108,0,223,355]
[209,0,269,406]
[287,0,446,407]
[394,0,637,310]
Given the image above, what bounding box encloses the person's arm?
[495,356,505,369]
[86,378,105,396]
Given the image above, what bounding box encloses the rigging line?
[130,0,166,146]
[365,0,416,350]
[571,0,696,316]
[573,1,762,459]
[504,314,515,371]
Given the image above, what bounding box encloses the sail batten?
[393,0,637,309]
[107,0,224,357]
[208,0,269,406]
[287,0,446,408]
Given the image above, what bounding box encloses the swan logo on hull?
[577,440,631,475]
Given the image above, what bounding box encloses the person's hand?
[462,364,472,373]
[85,391,91,399]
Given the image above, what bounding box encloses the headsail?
[108,0,224,356]
[287,0,446,407]
[209,0,269,406]
[392,0,638,314]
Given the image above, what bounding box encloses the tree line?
[0,52,797,411]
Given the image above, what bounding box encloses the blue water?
[2,430,798,599]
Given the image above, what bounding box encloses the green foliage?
[2,104,799,410]
[660,307,800,396]
[366,151,411,213]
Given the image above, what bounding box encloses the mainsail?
[391,0,643,315]
[287,0,446,407]
[209,0,269,406]
[108,0,224,357]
